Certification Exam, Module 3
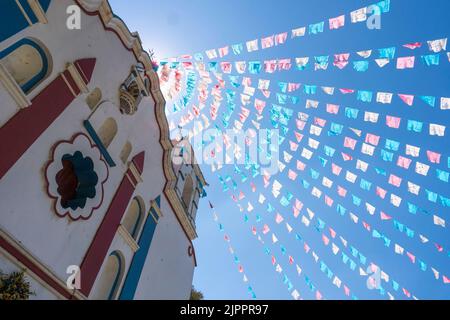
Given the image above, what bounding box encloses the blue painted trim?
[107,251,123,300]
[0,38,49,94]
[119,206,160,300]
[83,120,116,167]
[18,0,38,24]
[0,1,52,42]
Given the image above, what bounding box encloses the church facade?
[0,0,206,300]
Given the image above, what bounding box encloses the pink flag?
[261,35,274,49]
[288,83,301,92]
[333,53,350,69]
[325,195,334,207]
[254,99,266,114]
[294,132,304,142]
[326,104,340,114]
[376,187,387,199]
[322,235,330,245]
[264,60,277,73]
[365,133,380,146]
[304,243,310,253]
[297,160,306,171]
[275,32,288,45]
[363,222,371,231]
[329,228,337,238]
[344,137,357,150]
[218,46,229,57]
[406,252,416,263]
[344,286,350,296]
[296,119,306,130]
[341,152,353,161]
[340,88,355,94]
[403,288,411,298]
[396,56,415,69]
[380,211,392,220]
[316,291,323,300]
[332,163,342,176]
[295,199,304,210]
[398,94,415,106]
[389,174,402,187]
[329,15,346,30]
[275,213,284,224]
[221,62,232,73]
[289,256,294,265]
[314,117,327,127]
[278,59,292,70]
[386,115,401,128]
[288,169,298,181]
[444,276,450,284]
[337,186,347,197]
[263,224,270,234]
[289,141,299,151]
[397,156,412,169]
[426,150,441,164]
[403,42,422,50]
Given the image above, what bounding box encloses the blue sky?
[109,0,450,299]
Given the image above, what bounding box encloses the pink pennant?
[288,256,294,265]
[380,211,392,220]
[288,169,298,181]
[341,152,353,161]
[288,83,301,92]
[261,35,275,49]
[333,53,350,69]
[325,196,334,207]
[363,222,371,231]
[386,115,401,128]
[315,291,323,300]
[444,276,450,284]
[322,235,330,245]
[403,42,422,50]
[340,88,355,94]
[296,160,306,171]
[332,163,342,176]
[329,15,345,30]
[220,62,232,73]
[365,133,380,146]
[264,60,278,73]
[218,46,229,57]
[388,174,402,187]
[314,117,327,127]
[294,132,304,142]
[344,137,357,150]
[275,32,288,45]
[337,186,347,197]
[376,187,387,199]
[426,150,441,164]
[396,56,415,69]
[329,228,337,238]
[344,286,350,296]
[398,94,415,106]
[326,103,340,114]
[397,156,412,169]
[406,252,416,264]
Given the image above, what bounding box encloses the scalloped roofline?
[76,0,202,245]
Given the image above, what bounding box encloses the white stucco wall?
[0,0,197,300]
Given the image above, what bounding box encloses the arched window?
[86,87,102,110]
[182,175,194,208]
[0,38,51,94]
[120,141,132,164]
[93,251,125,300]
[97,118,117,149]
[122,196,145,240]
